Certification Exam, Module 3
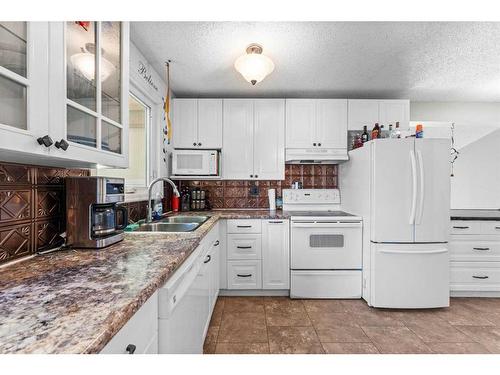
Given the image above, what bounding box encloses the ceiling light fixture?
[70,43,115,82]
[234,43,274,86]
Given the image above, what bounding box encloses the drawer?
[450,221,481,235]
[227,219,261,234]
[450,240,500,261]
[481,221,500,235]
[450,262,500,291]
[290,270,362,299]
[101,292,158,354]
[227,234,262,260]
[227,260,262,289]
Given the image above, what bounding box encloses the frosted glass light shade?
[234,45,274,85]
[70,52,115,82]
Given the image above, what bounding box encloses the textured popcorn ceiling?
[131,22,500,101]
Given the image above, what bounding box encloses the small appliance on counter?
[66,176,128,249]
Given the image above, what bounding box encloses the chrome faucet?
[146,177,180,223]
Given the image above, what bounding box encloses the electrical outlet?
[249,185,259,197]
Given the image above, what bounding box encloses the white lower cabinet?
[262,220,290,289]
[227,260,262,289]
[450,220,500,296]
[100,291,158,354]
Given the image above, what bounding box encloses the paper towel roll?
[268,189,276,211]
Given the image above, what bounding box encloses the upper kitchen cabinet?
[286,99,348,162]
[48,21,130,168]
[348,99,409,131]
[172,98,223,149]
[223,99,284,180]
[0,22,51,162]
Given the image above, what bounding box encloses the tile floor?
[203,297,500,354]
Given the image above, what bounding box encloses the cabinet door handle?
[313,143,317,146]
[37,135,53,148]
[473,247,490,251]
[193,142,197,146]
[472,275,489,279]
[318,142,322,146]
[269,220,283,224]
[55,138,69,151]
[453,226,470,229]
[125,344,136,354]
[254,174,258,178]
[237,273,252,278]
[214,240,220,246]
[236,246,252,249]
[198,142,202,146]
[204,255,211,263]
[250,175,254,178]
[237,225,252,228]
[495,226,500,230]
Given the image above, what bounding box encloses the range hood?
[285,148,349,164]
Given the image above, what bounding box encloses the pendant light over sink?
[234,43,274,85]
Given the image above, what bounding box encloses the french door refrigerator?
[342,138,451,308]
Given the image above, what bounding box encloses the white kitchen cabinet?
[172,98,223,149]
[101,291,158,354]
[262,219,290,289]
[286,99,347,149]
[347,99,409,131]
[227,260,263,289]
[223,99,285,180]
[0,22,51,164]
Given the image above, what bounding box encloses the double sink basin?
[131,215,210,233]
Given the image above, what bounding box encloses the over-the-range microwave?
[171,149,219,176]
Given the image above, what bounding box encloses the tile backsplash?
[178,164,338,209]
[0,162,89,264]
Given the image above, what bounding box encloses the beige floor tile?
[268,326,325,354]
[453,298,500,314]
[455,326,500,353]
[352,309,405,327]
[316,325,371,343]
[265,298,312,327]
[433,304,495,326]
[218,312,268,343]
[361,326,432,354]
[322,342,380,354]
[341,299,372,313]
[303,299,348,314]
[308,312,360,329]
[388,310,447,325]
[215,342,270,354]
[205,325,219,345]
[223,296,265,313]
[427,342,490,354]
[406,320,472,343]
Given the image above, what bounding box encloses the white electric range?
[283,189,363,299]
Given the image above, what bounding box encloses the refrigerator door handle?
[409,150,417,224]
[416,150,424,225]
[380,249,448,255]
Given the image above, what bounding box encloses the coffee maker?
[66,176,128,248]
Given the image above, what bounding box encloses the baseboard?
[219,289,290,297]
[451,291,500,298]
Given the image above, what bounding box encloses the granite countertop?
[451,209,500,221]
[0,209,287,354]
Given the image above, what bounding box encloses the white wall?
[411,102,500,209]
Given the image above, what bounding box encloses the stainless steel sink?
[135,222,200,232]
[160,215,209,224]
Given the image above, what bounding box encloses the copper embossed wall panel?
[0,162,88,265]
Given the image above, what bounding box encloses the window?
[98,94,150,190]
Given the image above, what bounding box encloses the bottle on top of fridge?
[361,125,370,143]
[380,125,386,138]
[371,123,380,140]
[394,122,401,138]
[416,124,424,138]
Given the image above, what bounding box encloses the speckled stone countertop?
[0,209,287,354]
[451,209,500,221]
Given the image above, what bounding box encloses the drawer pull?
[495,226,500,230]
[125,344,136,354]
[204,255,211,264]
[237,273,252,278]
[472,275,489,280]
[237,225,252,228]
[236,246,252,249]
[214,240,220,246]
[269,220,283,224]
[453,226,470,229]
[473,247,490,251]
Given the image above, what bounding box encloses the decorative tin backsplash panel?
[0,162,89,265]
[178,164,338,209]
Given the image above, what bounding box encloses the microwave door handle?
[116,206,128,230]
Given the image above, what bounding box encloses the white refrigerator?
[340,138,451,308]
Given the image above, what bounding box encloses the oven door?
[172,150,218,176]
[291,221,362,269]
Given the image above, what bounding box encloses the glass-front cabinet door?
[49,21,129,168]
[0,22,50,159]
